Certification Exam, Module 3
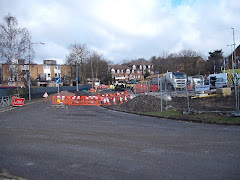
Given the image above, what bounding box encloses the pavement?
[0,101,240,180]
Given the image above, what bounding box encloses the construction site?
[29,79,238,126]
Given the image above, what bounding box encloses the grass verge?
[146,109,240,125]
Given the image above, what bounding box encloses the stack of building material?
[216,88,232,97]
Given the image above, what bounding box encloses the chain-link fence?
[133,78,239,114]
[149,85,239,114]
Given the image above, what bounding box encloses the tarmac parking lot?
[0,101,240,180]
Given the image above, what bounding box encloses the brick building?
[228,44,240,70]
[0,60,74,87]
[0,59,155,87]
[109,60,154,82]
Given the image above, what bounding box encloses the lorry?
[208,73,228,89]
[162,72,187,90]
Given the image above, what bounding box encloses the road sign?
[13,98,25,106]
[76,77,78,81]
[55,77,61,84]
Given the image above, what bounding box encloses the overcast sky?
[1,0,240,64]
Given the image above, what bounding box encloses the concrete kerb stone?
[0,106,17,113]
[0,173,27,180]
[0,99,45,113]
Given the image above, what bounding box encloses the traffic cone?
[103,98,107,105]
[120,97,123,104]
[107,98,110,105]
[113,97,116,105]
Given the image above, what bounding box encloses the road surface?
[0,101,240,180]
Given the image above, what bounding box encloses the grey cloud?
[0,0,240,64]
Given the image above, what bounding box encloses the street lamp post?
[76,62,79,91]
[231,28,236,70]
[28,42,45,101]
[231,28,239,113]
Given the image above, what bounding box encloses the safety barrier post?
[113,97,116,105]
[120,97,123,104]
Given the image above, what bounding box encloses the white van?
[208,73,228,89]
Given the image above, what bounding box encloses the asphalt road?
[0,102,240,180]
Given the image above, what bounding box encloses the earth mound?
[110,93,236,113]
[42,91,76,102]
[111,95,162,113]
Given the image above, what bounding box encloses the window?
[48,74,51,78]
[44,65,50,69]
[21,65,29,71]
[117,69,120,73]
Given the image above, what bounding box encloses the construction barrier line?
[51,91,131,106]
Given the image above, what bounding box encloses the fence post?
[186,83,190,112]
[160,78,163,112]
[165,79,167,108]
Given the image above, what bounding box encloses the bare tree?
[66,43,90,84]
[0,13,31,91]
[177,49,200,57]
[150,49,206,75]
[85,51,110,85]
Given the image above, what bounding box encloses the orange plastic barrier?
[150,85,158,92]
[96,85,110,89]
[134,85,160,93]
[66,96,84,105]
[51,91,131,106]
[134,84,149,93]
[11,96,15,105]
[52,95,101,106]
[83,96,101,105]
[98,91,130,106]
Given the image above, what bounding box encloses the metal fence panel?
[0,85,91,101]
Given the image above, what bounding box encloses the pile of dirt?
[110,93,237,113]
[111,95,162,113]
[42,91,76,102]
